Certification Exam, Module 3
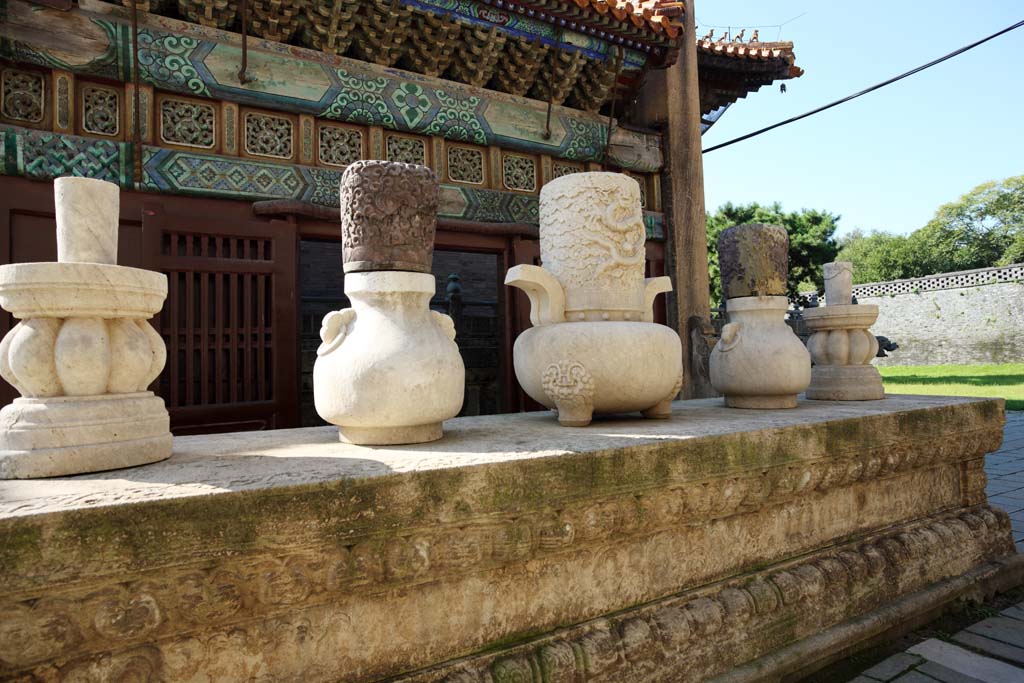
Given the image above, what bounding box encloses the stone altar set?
[0,171,1020,683]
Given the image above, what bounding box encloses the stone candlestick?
[504,172,682,426]
[0,177,171,478]
[313,161,464,445]
[803,261,884,401]
[710,223,811,408]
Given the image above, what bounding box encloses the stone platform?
[0,396,1020,682]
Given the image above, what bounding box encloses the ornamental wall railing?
[852,263,1024,298]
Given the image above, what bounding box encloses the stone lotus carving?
[314,161,464,444]
[340,159,437,274]
[0,177,172,478]
[505,172,682,426]
[710,223,811,409]
[803,261,885,401]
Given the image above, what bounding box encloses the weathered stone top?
[718,222,789,299]
[340,160,438,274]
[0,395,1002,520]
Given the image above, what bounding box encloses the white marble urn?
[313,161,464,445]
[710,224,810,409]
[505,172,682,427]
[803,261,884,400]
[0,177,172,478]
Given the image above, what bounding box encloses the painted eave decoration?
[696,37,803,117]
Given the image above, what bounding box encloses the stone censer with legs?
[505,172,682,427]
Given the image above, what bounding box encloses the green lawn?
[878,363,1024,411]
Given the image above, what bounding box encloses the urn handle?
[318,309,356,357]
[642,277,673,323]
[431,310,457,341]
[504,264,566,326]
[718,322,742,353]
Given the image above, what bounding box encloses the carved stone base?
[0,392,171,478]
[395,506,1016,683]
[338,422,443,445]
[0,396,1013,681]
[725,394,798,409]
[807,364,886,401]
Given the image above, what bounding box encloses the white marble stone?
[54,176,119,265]
[710,295,811,409]
[313,271,465,445]
[824,260,854,305]
[506,172,682,426]
[804,301,885,401]
[0,178,171,478]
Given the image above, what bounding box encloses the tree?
[836,230,917,284]
[838,175,1023,282]
[706,202,840,306]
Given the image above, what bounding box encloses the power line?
[702,18,1024,154]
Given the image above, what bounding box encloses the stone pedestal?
[804,305,885,400]
[0,178,171,478]
[505,172,682,426]
[805,260,885,401]
[0,397,1017,682]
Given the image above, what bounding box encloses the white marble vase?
[709,223,810,409]
[312,161,464,445]
[710,296,811,409]
[313,271,464,445]
[505,172,682,427]
[0,177,172,478]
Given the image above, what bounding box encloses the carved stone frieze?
[0,398,1010,681]
[398,507,1013,683]
[0,505,1011,682]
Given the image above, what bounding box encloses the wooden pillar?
[664,0,713,398]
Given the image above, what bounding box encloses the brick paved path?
[844,410,1024,682]
[987,410,1024,553]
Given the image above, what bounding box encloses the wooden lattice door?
[142,202,298,434]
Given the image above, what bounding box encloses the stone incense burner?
[313,161,464,445]
[505,172,682,427]
[710,223,810,409]
[0,177,171,478]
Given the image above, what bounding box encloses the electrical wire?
[702,18,1024,154]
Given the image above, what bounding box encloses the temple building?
[0,0,801,432]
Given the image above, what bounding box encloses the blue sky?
[697,0,1023,238]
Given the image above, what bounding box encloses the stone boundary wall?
[852,263,1024,298]
[855,264,1024,366]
